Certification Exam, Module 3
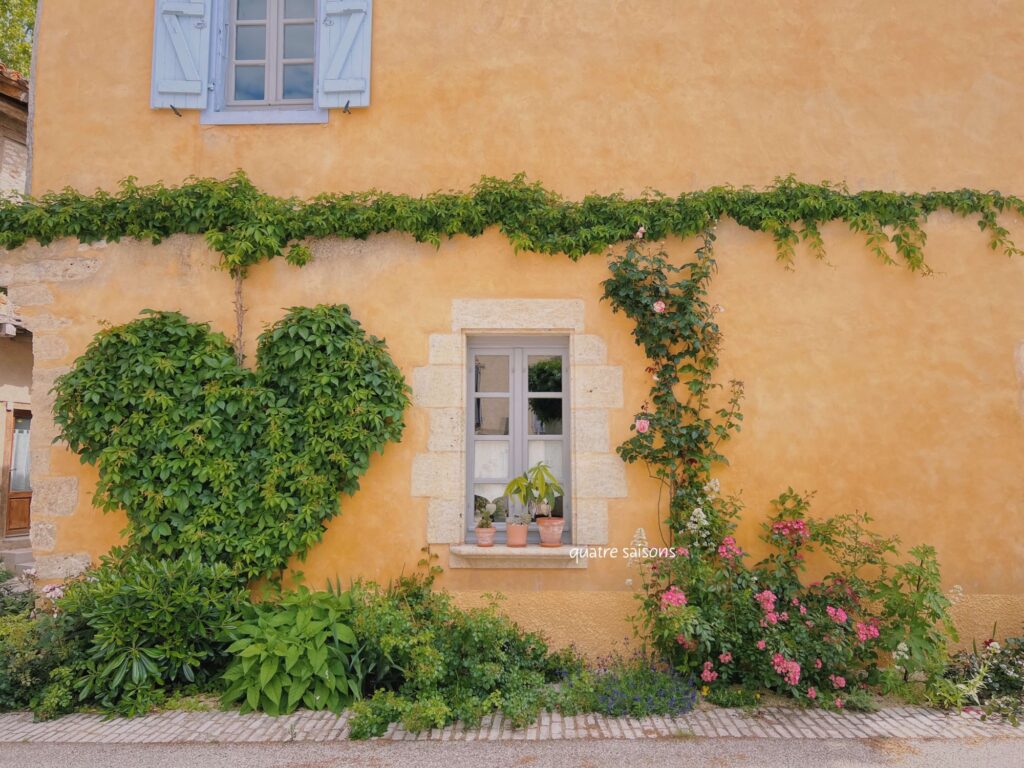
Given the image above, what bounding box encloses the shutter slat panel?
[317,0,372,108]
[151,0,212,109]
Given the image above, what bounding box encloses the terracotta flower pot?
[506,522,529,547]
[475,526,496,547]
[536,516,565,547]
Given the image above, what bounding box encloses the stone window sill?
[448,545,586,569]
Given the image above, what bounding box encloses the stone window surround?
[410,299,627,568]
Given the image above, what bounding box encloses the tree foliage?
[0,0,34,77]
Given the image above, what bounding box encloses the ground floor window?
[466,336,570,545]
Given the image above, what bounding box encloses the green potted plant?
[504,462,565,548]
[475,500,497,547]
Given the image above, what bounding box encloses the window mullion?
[269,0,281,104]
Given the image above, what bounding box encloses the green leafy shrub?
[61,550,245,716]
[53,304,409,581]
[346,563,577,738]
[0,567,32,617]
[32,666,76,721]
[0,612,81,716]
[221,587,361,716]
[944,636,1024,725]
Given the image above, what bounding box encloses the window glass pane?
[473,355,509,393]
[474,442,509,480]
[473,485,508,523]
[284,0,314,18]
[234,65,265,100]
[474,398,509,436]
[282,63,314,99]
[235,25,266,60]
[283,24,314,59]
[527,440,563,481]
[528,398,562,435]
[528,355,562,393]
[237,0,267,20]
[10,416,30,492]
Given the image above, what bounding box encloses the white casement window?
[228,0,316,107]
[150,0,372,125]
[466,337,572,545]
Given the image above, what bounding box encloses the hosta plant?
[221,587,362,716]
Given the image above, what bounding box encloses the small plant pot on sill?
[506,523,529,547]
[536,517,564,547]
[475,526,496,547]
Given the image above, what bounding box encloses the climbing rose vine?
[604,231,958,709]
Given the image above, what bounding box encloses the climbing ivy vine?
[1,173,1021,274]
[52,305,410,581]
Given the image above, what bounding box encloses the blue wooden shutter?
[317,0,372,109]
[151,0,212,110]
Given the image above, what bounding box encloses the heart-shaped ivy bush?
[53,305,409,581]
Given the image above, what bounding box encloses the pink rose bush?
[632,486,937,711]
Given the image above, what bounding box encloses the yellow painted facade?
[5,0,1024,649]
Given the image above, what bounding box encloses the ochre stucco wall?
[29,0,1024,198]
[10,0,1024,650]
[3,221,1023,650]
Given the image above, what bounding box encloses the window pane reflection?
[528,398,561,435]
[528,355,562,392]
[237,0,267,21]
[475,398,509,435]
[234,65,265,100]
[474,355,509,393]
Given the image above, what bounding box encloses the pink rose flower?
[653,300,666,314]
[675,546,690,557]
[807,687,817,700]
[635,225,646,239]
[660,586,688,609]
[826,605,848,624]
[635,418,650,434]
[717,536,744,561]
[756,640,767,650]
[834,697,844,709]
[814,658,823,669]
[771,653,801,686]
[718,652,733,664]
[829,674,846,689]
[700,661,718,683]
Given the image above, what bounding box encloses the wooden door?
[3,411,31,536]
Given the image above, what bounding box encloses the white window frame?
[465,336,572,546]
[226,0,315,107]
[203,0,328,125]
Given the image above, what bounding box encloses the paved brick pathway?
[0,706,1019,744]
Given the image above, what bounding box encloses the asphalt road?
[1,737,1022,768]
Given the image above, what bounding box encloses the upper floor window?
[229,0,316,106]
[150,0,372,125]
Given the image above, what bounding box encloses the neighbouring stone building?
[0,62,28,197]
[1,1,1023,653]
